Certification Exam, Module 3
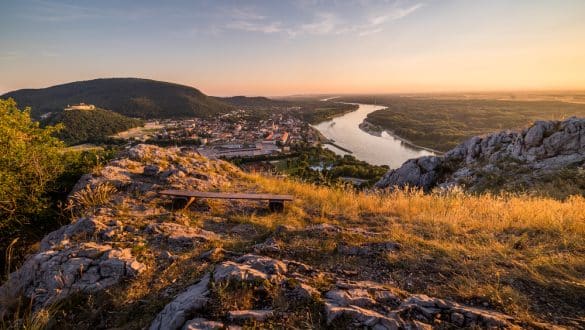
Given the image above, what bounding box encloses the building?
[65,103,96,111]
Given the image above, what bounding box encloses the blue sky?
[1,0,585,95]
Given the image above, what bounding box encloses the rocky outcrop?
[0,144,237,317]
[146,222,218,251]
[0,242,144,314]
[0,143,562,328]
[150,253,522,329]
[376,117,585,192]
[149,274,211,330]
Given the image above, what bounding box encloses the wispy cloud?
[227,7,267,21]
[0,51,20,61]
[298,13,339,35]
[226,20,283,34]
[222,1,424,37]
[358,27,384,36]
[21,0,159,22]
[387,3,424,21]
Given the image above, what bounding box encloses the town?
[119,109,321,159]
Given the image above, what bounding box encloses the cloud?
[198,1,424,37]
[358,27,384,36]
[0,51,20,61]
[226,20,283,34]
[227,7,267,21]
[281,2,424,37]
[388,3,424,20]
[22,0,161,22]
[221,5,283,34]
[299,13,339,35]
[352,3,423,36]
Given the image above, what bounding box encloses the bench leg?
[184,197,196,209]
[268,200,284,212]
[172,197,196,210]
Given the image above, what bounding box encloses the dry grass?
[68,183,117,211]
[0,297,58,330]
[243,173,585,326]
[5,167,583,328]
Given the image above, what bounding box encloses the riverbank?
[323,141,352,153]
[312,103,435,167]
[306,103,359,124]
[359,119,444,155]
[345,95,585,152]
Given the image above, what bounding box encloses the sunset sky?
[1,0,585,96]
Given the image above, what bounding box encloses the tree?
[0,99,65,227]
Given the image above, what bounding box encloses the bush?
[68,183,117,212]
[0,99,65,227]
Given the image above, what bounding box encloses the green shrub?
[0,99,65,227]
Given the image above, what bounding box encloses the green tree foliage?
[45,108,143,145]
[219,96,358,123]
[0,99,65,227]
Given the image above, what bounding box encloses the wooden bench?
[159,190,294,212]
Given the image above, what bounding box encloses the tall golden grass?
[245,173,585,324]
[248,173,584,235]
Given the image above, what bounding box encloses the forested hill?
[44,108,143,145]
[2,78,234,119]
[217,96,291,107]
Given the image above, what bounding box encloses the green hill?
[2,78,234,119]
[45,108,143,145]
[217,95,358,123]
[218,96,291,107]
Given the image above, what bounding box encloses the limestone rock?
[228,309,274,322]
[376,117,585,192]
[143,164,160,176]
[213,254,287,282]
[401,294,517,328]
[152,254,527,329]
[324,303,402,329]
[182,318,224,330]
[375,157,441,191]
[146,222,218,250]
[149,274,211,330]
[337,241,400,256]
[0,242,144,314]
[40,216,107,251]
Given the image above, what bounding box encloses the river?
[312,103,435,168]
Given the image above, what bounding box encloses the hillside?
[376,117,585,198]
[340,95,585,152]
[219,95,359,123]
[0,144,583,328]
[218,96,291,108]
[44,108,143,145]
[2,78,234,119]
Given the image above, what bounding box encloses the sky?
[1,0,585,96]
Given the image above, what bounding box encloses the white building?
[65,103,96,111]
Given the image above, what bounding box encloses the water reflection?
[313,103,435,168]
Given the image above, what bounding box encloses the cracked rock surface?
[0,242,144,312]
[376,117,585,192]
[150,253,523,330]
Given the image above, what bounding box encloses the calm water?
[313,103,435,168]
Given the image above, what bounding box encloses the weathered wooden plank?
[159,190,294,201]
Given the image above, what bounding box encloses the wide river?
[312,103,435,168]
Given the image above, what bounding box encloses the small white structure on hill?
[65,103,96,111]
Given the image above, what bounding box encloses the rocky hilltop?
[0,144,557,329]
[376,117,585,194]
